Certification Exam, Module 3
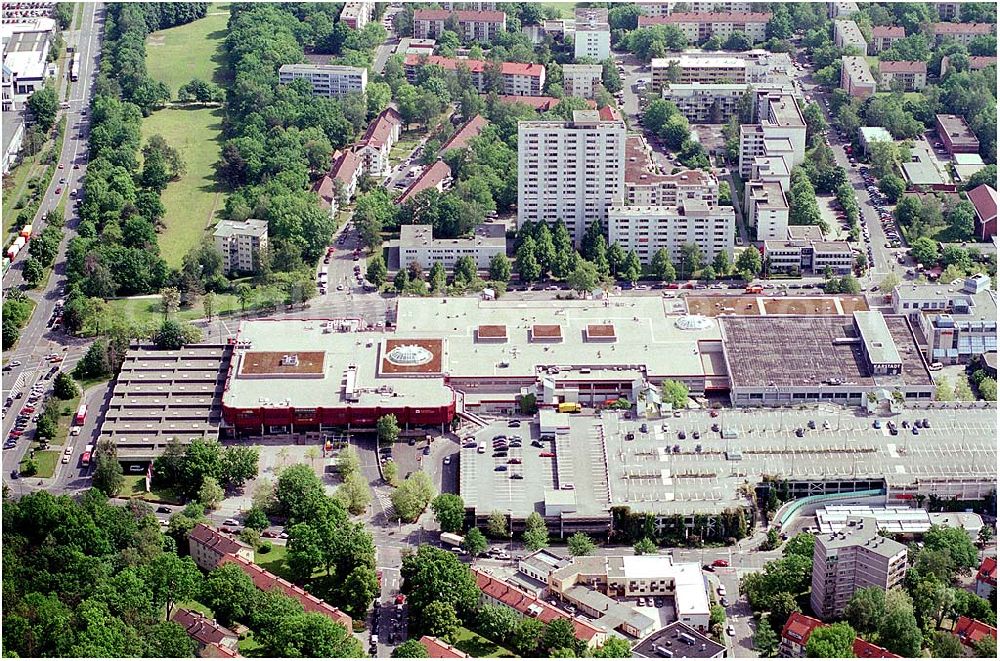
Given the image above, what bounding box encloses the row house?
[412,9,506,42]
[403,54,545,96]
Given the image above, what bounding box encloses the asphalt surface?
[3,3,103,481]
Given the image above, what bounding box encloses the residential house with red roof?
[953,616,998,649]
[403,54,545,96]
[638,12,771,43]
[472,568,608,648]
[976,556,997,599]
[941,54,997,76]
[396,160,453,204]
[878,60,926,91]
[218,554,353,631]
[420,636,469,658]
[870,25,904,53]
[313,148,362,214]
[413,9,506,43]
[779,613,901,658]
[851,638,900,658]
[171,608,241,658]
[356,107,402,177]
[931,22,994,46]
[188,523,254,571]
[968,184,997,242]
[441,115,488,154]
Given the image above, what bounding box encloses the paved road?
[3,2,103,472]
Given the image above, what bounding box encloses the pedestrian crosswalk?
[374,485,397,523]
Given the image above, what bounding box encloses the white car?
[64,447,73,455]
[223,518,239,526]
[70,426,81,436]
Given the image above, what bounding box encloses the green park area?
[20,450,59,479]
[145,3,230,96]
[452,627,516,658]
[107,292,240,327]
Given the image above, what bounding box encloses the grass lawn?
[2,298,36,353]
[141,106,227,267]
[238,633,266,657]
[2,155,44,236]
[107,293,240,327]
[49,391,82,446]
[174,599,215,618]
[539,2,575,18]
[451,627,516,658]
[20,450,60,478]
[122,474,184,504]
[254,544,290,579]
[145,3,231,95]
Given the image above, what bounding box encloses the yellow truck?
[557,402,582,414]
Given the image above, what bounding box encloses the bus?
[81,444,94,466]
[74,403,88,425]
[69,53,80,82]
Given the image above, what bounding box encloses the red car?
[261,530,276,538]
[55,187,62,194]
[712,559,730,567]
[20,407,34,415]
[58,163,65,169]
[539,451,556,458]
[395,593,406,605]
[710,409,719,418]
[10,430,23,437]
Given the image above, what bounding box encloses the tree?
[805,622,855,658]
[878,589,922,658]
[650,249,677,282]
[453,255,477,286]
[622,250,642,283]
[486,511,509,539]
[710,604,727,628]
[974,636,997,658]
[910,236,939,265]
[383,460,399,486]
[145,621,197,658]
[477,603,519,643]
[338,445,361,477]
[879,273,901,295]
[377,414,400,446]
[201,562,258,626]
[567,260,599,293]
[931,631,964,658]
[661,380,689,411]
[268,613,362,658]
[221,445,259,488]
[753,618,779,658]
[923,525,979,570]
[844,586,886,635]
[393,640,429,657]
[337,471,372,516]
[401,545,480,631]
[724,31,753,51]
[141,552,202,619]
[782,533,815,559]
[154,318,201,350]
[23,257,44,287]
[244,506,269,531]
[198,476,224,510]
[93,439,124,496]
[522,511,549,551]
[592,637,633,658]
[879,174,906,204]
[458,528,486,557]
[712,250,731,277]
[367,254,388,287]
[391,471,435,523]
[27,85,58,132]
[423,600,460,639]
[341,565,380,618]
[634,538,658,555]
[489,253,512,284]
[431,494,466,534]
[516,236,541,282]
[542,618,581,656]
[567,532,596,556]
[736,247,762,278]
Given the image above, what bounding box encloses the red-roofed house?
[931,22,994,46]
[954,616,998,648]
[404,54,545,96]
[941,54,998,76]
[871,25,904,52]
[396,160,453,204]
[413,9,506,42]
[473,568,608,648]
[598,105,622,122]
[976,556,998,598]
[852,638,900,658]
[968,184,997,242]
[779,613,824,657]
[638,12,771,43]
[357,107,402,177]
[218,554,353,630]
[188,523,254,571]
[313,149,362,214]
[441,115,488,153]
[936,114,980,155]
[878,60,926,91]
[420,636,469,658]
[171,608,241,658]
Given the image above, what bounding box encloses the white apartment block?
[638,12,769,44]
[639,2,759,16]
[574,8,610,61]
[278,64,367,98]
[339,1,374,29]
[608,202,734,266]
[356,108,402,177]
[213,219,269,275]
[394,223,505,272]
[563,63,603,99]
[841,55,876,98]
[652,55,747,87]
[833,19,867,55]
[828,1,859,18]
[744,181,788,241]
[661,83,746,122]
[624,136,719,206]
[412,9,507,42]
[749,155,790,193]
[737,92,806,178]
[517,111,626,246]
[810,518,908,620]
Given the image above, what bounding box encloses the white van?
[929,362,943,371]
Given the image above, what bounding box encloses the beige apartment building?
[624,136,720,206]
[878,60,927,91]
[213,218,268,275]
[840,55,876,98]
[651,54,747,87]
[517,110,627,246]
[638,2,759,16]
[278,63,367,98]
[764,237,854,276]
[339,1,374,29]
[562,63,603,99]
[870,25,904,53]
[188,523,254,571]
[660,83,746,122]
[638,12,770,43]
[744,181,789,241]
[931,22,994,46]
[810,518,908,620]
[738,91,806,178]
[827,1,859,18]
[412,9,506,42]
[393,223,505,272]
